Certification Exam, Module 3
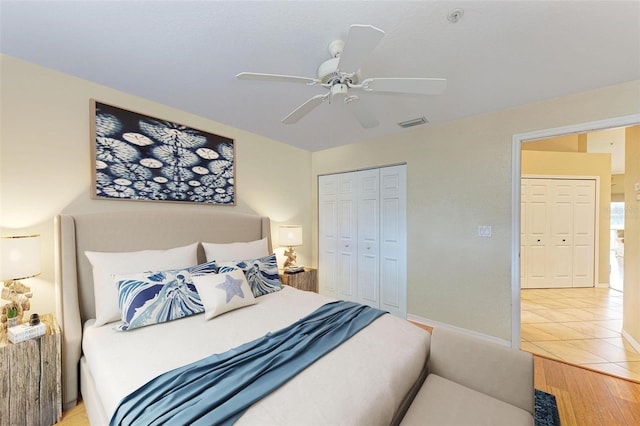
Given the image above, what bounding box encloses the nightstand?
[0,313,62,425]
[280,267,318,293]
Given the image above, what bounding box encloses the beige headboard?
[54,210,271,409]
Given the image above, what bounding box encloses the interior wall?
[521,134,580,152]
[312,80,639,341]
[0,54,313,316]
[612,174,625,201]
[521,150,611,285]
[624,126,640,346]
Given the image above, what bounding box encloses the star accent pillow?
[192,269,257,320]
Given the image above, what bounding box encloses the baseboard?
[595,282,610,288]
[621,329,640,354]
[407,314,511,347]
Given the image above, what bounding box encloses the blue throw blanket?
[110,300,386,426]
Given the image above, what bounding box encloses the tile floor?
[521,286,640,382]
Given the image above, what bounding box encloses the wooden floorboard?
[534,355,640,425]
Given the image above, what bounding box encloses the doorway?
[511,114,640,381]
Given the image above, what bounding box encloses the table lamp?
[1,234,40,325]
[279,225,303,271]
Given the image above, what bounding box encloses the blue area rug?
[535,389,561,426]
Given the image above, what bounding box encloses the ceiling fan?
[236,24,446,129]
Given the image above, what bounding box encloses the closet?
[318,165,407,318]
[520,177,596,288]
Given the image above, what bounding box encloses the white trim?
[622,329,640,354]
[407,314,511,347]
[511,113,640,348]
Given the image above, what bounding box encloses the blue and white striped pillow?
[217,253,282,297]
[114,261,217,331]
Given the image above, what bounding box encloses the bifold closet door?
[318,171,359,301]
[318,166,407,318]
[356,169,380,307]
[379,166,407,318]
[521,178,596,289]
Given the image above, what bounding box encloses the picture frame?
[90,100,236,205]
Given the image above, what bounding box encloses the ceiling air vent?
[397,117,428,128]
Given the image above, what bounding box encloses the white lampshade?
[279,225,303,247]
[0,234,41,281]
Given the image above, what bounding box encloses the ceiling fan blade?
[337,24,385,74]
[236,72,320,85]
[282,94,327,124]
[346,97,379,129]
[360,78,447,95]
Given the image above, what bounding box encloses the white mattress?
[82,286,430,425]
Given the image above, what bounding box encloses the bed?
[55,210,430,425]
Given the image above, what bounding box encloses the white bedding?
[83,286,430,425]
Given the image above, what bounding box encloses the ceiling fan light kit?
[236,24,446,128]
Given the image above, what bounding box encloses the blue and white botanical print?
[93,102,235,204]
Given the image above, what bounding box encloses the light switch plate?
[478,226,492,237]
[635,182,640,191]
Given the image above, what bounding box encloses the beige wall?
[312,80,640,341]
[624,126,640,346]
[612,174,625,201]
[0,55,313,315]
[522,134,580,152]
[521,150,611,285]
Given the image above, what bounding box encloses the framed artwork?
[91,100,235,205]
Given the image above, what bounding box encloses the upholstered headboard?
[54,210,271,409]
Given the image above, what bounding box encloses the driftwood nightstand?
[280,267,318,293]
[0,313,62,425]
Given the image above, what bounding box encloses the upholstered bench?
[401,327,534,425]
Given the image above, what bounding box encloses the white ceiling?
[1,1,638,151]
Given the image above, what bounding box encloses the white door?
[549,181,574,288]
[337,172,358,299]
[521,177,596,289]
[379,165,407,318]
[318,174,339,299]
[572,180,596,287]
[526,179,551,288]
[356,169,380,307]
[318,166,407,318]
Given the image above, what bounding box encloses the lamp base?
[1,279,33,327]
[283,246,298,269]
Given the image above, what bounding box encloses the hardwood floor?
[535,355,640,425]
[521,287,640,382]
[57,323,640,425]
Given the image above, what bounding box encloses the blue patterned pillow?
[114,261,217,331]
[217,253,282,297]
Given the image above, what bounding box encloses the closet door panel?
[549,181,573,287]
[572,180,596,287]
[380,165,407,318]
[526,180,550,287]
[337,173,358,298]
[357,169,380,306]
[318,175,338,298]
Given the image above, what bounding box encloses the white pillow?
[85,243,198,327]
[202,238,269,262]
[192,269,256,320]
